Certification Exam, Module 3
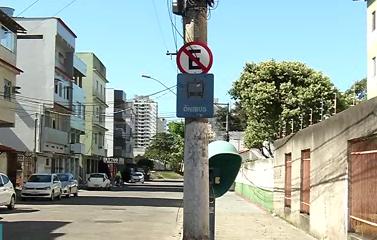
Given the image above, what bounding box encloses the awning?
[0,145,16,152]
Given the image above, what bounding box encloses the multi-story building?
[105,89,134,177]
[157,117,167,133]
[0,16,76,183]
[105,89,134,160]
[367,0,377,99]
[69,55,87,180]
[76,52,108,179]
[133,96,157,156]
[0,7,25,184]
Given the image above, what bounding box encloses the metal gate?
[16,153,35,188]
[350,138,377,237]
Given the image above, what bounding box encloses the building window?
[52,119,56,129]
[96,81,98,93]
[0,26,16,52]
[59,83,63,97]
[3,79,11,101]
[300,149,311,215]
[70,132,75,144]
[55,83,58,94]
[284,153,292,208]
[94,133,98,144]
[58,52,65,65]
[373,11,376,31]
[373,57,376,77]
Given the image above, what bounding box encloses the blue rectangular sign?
[176,73,214,118]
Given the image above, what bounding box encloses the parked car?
[0,173,16,210]
[21,174,62,201]
[56,173,78,198]
[130,172,144,183]
[87,173,111,190]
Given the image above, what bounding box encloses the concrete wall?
[273,97,377,240]
[235,149,274,211]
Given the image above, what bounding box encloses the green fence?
[235,182,273,211]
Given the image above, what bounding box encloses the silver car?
[56,173,78,198]
[0,173,16,210]
[21,174,62,201]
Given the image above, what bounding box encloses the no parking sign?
[176,41,213,74]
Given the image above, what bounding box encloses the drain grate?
[102,207,127,211]
[94,220,122,224]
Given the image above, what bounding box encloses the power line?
[16,0,43,17]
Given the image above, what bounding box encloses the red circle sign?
[176,41,213,74]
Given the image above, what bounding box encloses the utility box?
[172,0,186,16]
[208,140,242,198]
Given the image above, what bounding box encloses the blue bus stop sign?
[176,73,214,118]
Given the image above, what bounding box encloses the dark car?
[56,173,78,198]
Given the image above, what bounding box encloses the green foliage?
[168,121,185,138]
[214,102,247,132]
[343,78,367,105]
[144,130,184,173]
[136,157,154,170]
[230,60,348,152]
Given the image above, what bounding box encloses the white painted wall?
[105,88,114,157]
[235,150,274,191]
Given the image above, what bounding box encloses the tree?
[230,60,348,156]
[214,102,247,132]
[144,128,184,173]
[168,121,185,138]
[343,78,367,105]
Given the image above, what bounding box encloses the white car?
[0,173,16,210]
[87,173,111,190]
[130,172,144,183]
[21,174,62,201]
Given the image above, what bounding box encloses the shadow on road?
[0,207,39,214]
[111,183,183,193]
[1,220,70,240]
[20,196,183,208]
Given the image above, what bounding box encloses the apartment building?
[105,89,134,177]
[0,7,25,184]
[368,0,377,98]
[133,96,157,156]
[157,117,167,133]
[0,17,76,184]
[69,55,87,180]
[76,52,108,179]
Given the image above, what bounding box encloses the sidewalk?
[215,192,316,240]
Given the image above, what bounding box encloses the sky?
[3,0,367,120]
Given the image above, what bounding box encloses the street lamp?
[141,75,176,96]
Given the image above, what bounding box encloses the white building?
[69,55,87,179]
[133,96,157,156]
[157,117,167,133]
[0,17,76,177]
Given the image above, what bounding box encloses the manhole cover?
[94,220,122,224]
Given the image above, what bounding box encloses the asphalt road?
[0,181,183,240]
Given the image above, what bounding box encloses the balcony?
[42,127,69,154]
[70,143,85,154]
[44,127,68,145]
[0,99,15,127]
[114,128,127,138]
[114,111,127,121]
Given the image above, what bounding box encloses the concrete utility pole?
[183,0,209,239]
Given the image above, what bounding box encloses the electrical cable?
[16,0,43,17]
